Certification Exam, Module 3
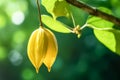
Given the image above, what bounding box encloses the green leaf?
[87,7,114,30]
[42,0,86,26]
[42,15,72,33]
[94,29,120,55]
[42,0,70,18]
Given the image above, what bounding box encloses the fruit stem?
[37,0,43,27]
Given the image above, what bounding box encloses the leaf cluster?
[42,0,120,55]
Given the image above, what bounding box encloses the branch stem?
[66,0,120,26]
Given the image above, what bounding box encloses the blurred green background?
[0,0,120,80]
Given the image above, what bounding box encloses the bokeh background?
[0,0,120,80]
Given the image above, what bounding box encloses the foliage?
[42,0,120,55]
[42,0,70,19]
[94,29,120,55]
[42,15,71,33]
[87,7,114,29]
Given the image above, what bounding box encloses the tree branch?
[66,0,120,26]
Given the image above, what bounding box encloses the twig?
[66,0,120,26]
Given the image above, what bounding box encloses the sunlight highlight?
[8,50,23,66]
[11,11,25,25]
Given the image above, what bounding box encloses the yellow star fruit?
[43,28,58,72]
[27,27,58,73]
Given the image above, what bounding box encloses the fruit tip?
[36,68,39,73]
[48,68,51,72]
